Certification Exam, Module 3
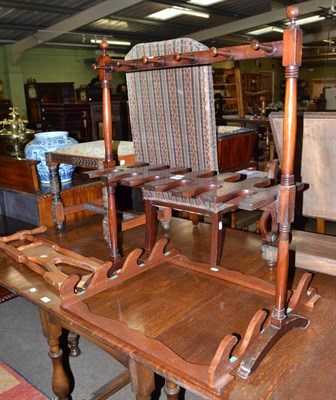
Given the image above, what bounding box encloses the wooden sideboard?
[0,156,103,226]
[40,103,91,142]
[217,127,257,172]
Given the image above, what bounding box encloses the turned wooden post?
[98,41,122,261]
[272,5,302,326]
[98,40,114,168]
[39,309,70,400]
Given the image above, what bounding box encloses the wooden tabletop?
[0,215,335,399]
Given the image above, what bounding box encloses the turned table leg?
[46,157,65,230]
[129,359,155,400]
[67,331,81,357]
[164,380,180,400]
[39,309,70,400]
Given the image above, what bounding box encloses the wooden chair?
[46,140,147,247]
[262,111,336,275]
[124,38,230,265]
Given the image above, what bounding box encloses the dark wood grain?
[0,216,334,399]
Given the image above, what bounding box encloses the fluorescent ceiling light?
[188,0,224,5]
[90,39,131,46]
[148,6,209,20]
[285,15,325,25]
[248,26,284,35]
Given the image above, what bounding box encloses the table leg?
[129,359,155,400]
[164,380,180,400]
[39,309,70,400]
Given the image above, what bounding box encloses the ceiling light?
[188,0,224,5]
[148,6,209,20]
[247,26,284,35]
[90,39,131,46]
[285,15,325,25]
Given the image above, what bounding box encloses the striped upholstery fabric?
[142,187,232,213]
[125,38,218,173]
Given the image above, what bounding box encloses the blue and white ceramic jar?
[24,131,77,184]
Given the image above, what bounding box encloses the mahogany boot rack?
[0,6,323,399]
[83,5,321,393]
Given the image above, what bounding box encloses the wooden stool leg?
[106,183,121,263]
[316,218,326,234]
[190,212,199,227]
[144,199,158,253]
[230,211,237,229]
[164,380,180,400]
[39,309,70,400]
[158,207,172,230]
[48,161,65,230]
[129,359,155,400]
[210,211,226,266]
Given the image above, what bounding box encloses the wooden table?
[0,216,329,400]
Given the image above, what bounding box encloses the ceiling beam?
[188,0,332,41]
[11,0,143,63]
[0,0,75,14]
[0,23,47,31]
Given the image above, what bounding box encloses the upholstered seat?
[54,140,134,161]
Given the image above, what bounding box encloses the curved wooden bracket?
[208,335,237,389]
[233,309,267,359]
[288,272,321,311]
[145,237,180,264]
[208,310,267,390]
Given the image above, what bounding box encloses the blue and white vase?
[24,131,77,184]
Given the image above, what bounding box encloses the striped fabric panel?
[125,38,218,173]
[142,188,230,213]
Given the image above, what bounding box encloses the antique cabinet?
[24,81,75,129]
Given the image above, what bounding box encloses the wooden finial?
[100,40,109,52]
[286,5,299,25]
